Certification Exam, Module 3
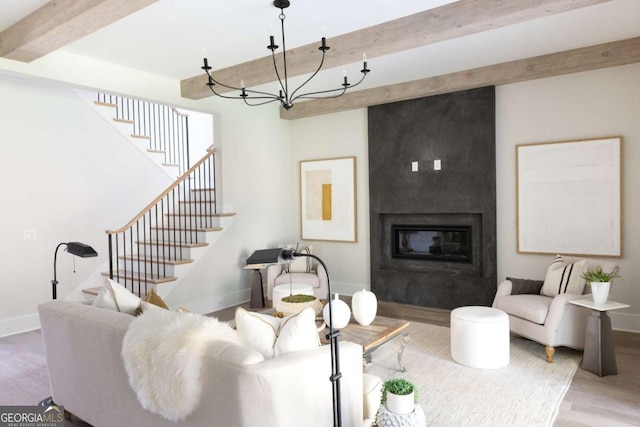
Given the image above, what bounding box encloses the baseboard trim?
[179,289,251,315]
[0,313,41,338]
[610,311,640,333]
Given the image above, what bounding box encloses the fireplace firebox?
[392,225,472,264]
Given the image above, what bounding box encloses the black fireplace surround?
[368,87,497,309]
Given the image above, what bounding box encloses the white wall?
[0,76,172,336]
[0,53,293,336]
[496,63,640,332]
[289,109,370,295]
[290,63,640,332]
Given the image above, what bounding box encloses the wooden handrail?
[171,107,188,117]
[105,149,215,234]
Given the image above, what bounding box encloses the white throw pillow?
[235,307,320,359]
[92,278,142,315]
[541,255,587,297]
[274,307,321,357]
[235,308,281,359]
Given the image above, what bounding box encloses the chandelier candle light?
[201,0,370,110]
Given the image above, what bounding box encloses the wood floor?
[1,299,638,426]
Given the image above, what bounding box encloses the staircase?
[81,93,235,298]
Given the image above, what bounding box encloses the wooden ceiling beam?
[180,0,612,100]
[0,0,158,62]
[279,37,640,120]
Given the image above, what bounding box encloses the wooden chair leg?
[545,346,555,363]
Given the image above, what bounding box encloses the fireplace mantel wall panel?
[368,86,497,309]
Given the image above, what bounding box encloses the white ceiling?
[1,0,639,97]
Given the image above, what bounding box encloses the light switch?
[434,159,441,170]
[24,228,37,240]
[411,161,419,172]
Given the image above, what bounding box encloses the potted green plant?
[581,266,621,304]
[380,377,418,415]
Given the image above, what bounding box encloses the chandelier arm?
[289,49,327,100]
[292,70,370,102]
[291,87,348,102]
[207,84,279,101]
[270,49,288,100]
[242,97,283,107]
[206,71,244,92]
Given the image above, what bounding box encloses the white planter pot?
[322,293,351,329]
[386,391,415,415]
[351,289,377,326]
[590,282,611,304]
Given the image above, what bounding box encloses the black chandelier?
[201,0,370,110]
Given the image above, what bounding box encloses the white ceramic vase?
[352,289,377,326]
[386,391,415,415]
[322,293,351,329]
[590,282,611,304]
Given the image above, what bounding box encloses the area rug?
[366,322,581,427]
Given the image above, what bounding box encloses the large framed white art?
[517,136,622,257]
[300,157,357,242]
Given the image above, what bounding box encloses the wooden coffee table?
[321,316,411,372]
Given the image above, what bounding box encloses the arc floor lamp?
[51,241,98,299]
[246,247,342,427]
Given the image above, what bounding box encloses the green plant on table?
[380,377,418,405]
[580,266,621,284]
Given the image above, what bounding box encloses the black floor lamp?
[246,247,342,427]
[51,241,98,299]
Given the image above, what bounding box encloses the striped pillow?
[283,246,313,273]
[541,255,587,297]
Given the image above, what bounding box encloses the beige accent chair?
[266,245,328,302]
[492,257,619,363]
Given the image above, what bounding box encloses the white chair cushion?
[274,272,320,289]
[494,294,552,325]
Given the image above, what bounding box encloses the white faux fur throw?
[122,308,239,421]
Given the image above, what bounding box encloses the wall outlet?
[434,159,442,170]
[411,161,419,172]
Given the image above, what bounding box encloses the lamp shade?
[66,242,98,258]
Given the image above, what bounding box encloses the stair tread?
[113,118,134,124]
[118,255,194,265]
[191,188,215,192]
[137,240,209,248]
[131,134,151,139]
[162,163,180,167]
[94,101,117,108]
[148,149,165,154]
[100,271,177,284]
[82,286,102,296]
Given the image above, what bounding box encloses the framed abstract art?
[300,157,357,242]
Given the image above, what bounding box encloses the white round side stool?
[450,306,510,369]
[272,283,313,310]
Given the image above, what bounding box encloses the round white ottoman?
[450,306,509,369]
[272,283,314,309]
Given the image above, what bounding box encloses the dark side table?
[570,297,630,377]
[244,263,268,308]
